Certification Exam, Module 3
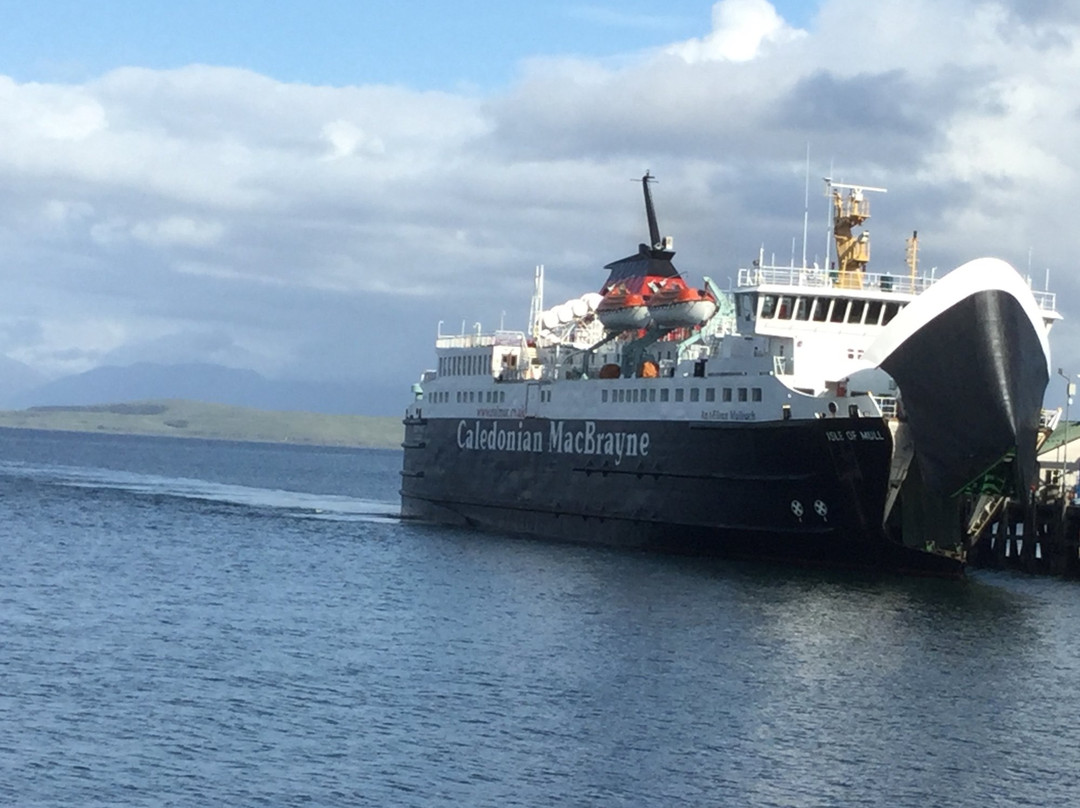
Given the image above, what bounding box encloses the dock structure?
[968,496,1080,576]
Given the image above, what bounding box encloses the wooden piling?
[969,496,1080,576]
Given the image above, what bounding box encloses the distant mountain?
[0,355,47,405]
[6,362,407,416]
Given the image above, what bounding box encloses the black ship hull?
[400,414,963,577]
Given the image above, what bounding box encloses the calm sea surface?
[2,427,1080,807]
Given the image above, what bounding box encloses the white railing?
[737,265,933,296]
[872,395,899,418]
[737,265,1059,314]
[436,330,527,350]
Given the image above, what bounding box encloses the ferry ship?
[400,174,1057,576]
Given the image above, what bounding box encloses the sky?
[2,0,1079,411]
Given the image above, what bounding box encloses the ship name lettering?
[457,420,543,453]
[701,409,756,422]
[859,430,885,441]
[549,420,650,466]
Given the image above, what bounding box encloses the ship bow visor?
[862,258,1051,495]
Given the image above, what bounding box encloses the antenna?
[823,159,834,271]
[801,143,810,269]
[528,264,544,339]
[827,181,888,195]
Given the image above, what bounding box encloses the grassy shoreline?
[0,399,404,449]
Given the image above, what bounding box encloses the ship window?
[811,298,828,321]
[617,389,625,403]
[882,302,900,324]
[752,388,762,402]
[500,391,505,403]
[690,388,700,402]
[865,300,882,325]
[641,388,647,402]
[829,299,847,323]
[723,387,732,402]
[675,388,685,402]
[777,296,792,319]
[847,300,865,323]
[660,388,669,402]
[740,292,758,321]
[602,390,608,403]
[649,389,656,402]
[760,294,778,318]
[738,387,748,402]
[631,389,639,403]
[706,388,716,402]
[794,298,810,320]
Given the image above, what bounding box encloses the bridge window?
[865,300,882,325]
[811,298,828,321]
[882,302,900,324]
[794,298,810,320]
[777,296,793,319]
[829,299,848,323]
[847,300,865,323]
[760,294,778,318]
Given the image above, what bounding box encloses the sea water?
[2,427,1079,806]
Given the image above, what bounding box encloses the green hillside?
[0,400,403,449]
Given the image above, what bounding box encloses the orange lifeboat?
[646,282,717,329]
[596,284,652,331]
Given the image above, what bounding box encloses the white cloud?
[131,216,225,248]
[321,120,385,160]
[667,0,805,63]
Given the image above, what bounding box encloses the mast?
[906,231,919,283]
[825,179,886,289]
[640,171,662,250]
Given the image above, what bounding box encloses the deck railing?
[737,265,1058,314]
[435,330,528,350]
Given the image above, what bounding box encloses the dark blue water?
[3,428,1080,807]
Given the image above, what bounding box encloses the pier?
[968,496,1080,576]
